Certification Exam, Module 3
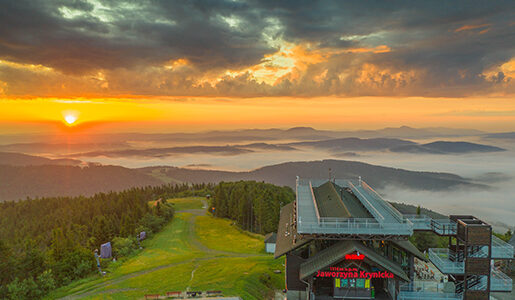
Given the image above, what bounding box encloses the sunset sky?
[1,1,514,133]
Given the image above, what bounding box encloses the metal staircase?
[449,249,464,262]
[456,275,486,295]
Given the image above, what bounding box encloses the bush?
[112,237,137,258]
[7,277,40,300]
[36,270,55,294]
[139,213,165,234]
[409,232,447,251]
[51,247,95,285]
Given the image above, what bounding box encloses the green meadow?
[166,197,206,211]
[46,197,284,300]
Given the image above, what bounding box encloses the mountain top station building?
[275,177,514,300]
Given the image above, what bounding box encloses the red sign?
[345,253,365,260]
[316,269,394,279]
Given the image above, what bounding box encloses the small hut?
[264,232,277,254]
[100,242,112,258]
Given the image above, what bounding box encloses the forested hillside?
[0,164,163,201]
[0,183,211,299]
[211,181,294,234]
[143,159,482,191]
[0,155,484,202]
[0,152,81,166]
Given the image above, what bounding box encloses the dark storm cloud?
[0,0,273,74]
[0,0,513,97]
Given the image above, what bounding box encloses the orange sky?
[1,96,514,134]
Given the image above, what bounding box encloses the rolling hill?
[0,164,162,201]
[55,137,504,159]
[390,141,505,154]
[141,159,482,191]
[0,151,485,202]
[0,151,82,166]
[287,137,416,151]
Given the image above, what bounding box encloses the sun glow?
[62,111,79,126]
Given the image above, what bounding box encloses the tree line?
[0,183,212,299]
[211,181,294,234]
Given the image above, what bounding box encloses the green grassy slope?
[46,197,284,300]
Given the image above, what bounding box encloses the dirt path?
[186,263,200,291]
[60,204,265,299]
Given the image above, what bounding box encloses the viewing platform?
[404,215,457,235]
[296,178,414,236]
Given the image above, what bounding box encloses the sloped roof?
[313,181,372,218]
[299,240,409,281]
[274,202,312,258]
[313,181,351,218]
[264,232,277,243]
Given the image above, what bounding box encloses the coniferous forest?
[0,183,212,299]
[211,181,294,234]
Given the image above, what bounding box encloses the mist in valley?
[68,138,515,229]
[2,128,514,229]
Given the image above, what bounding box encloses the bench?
[206,290,223,297]
[166,291,182,298]
[186,291,202,297]
[144,295,160,300]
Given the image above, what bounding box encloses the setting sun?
[63,111,79,126]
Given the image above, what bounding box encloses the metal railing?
[398,282,462,300]
[404,214,457,236]
[297,217,414,235]
[468,276,487,291]
[404,214,432,230]
[398,291,463,300]
[491,268,513,292]
[492,235,514,259]
[360,181,405,222]
[347,181,385,223]
[428,248,464,274]
[309,181,321,222]
[431,219,457,235]
[467,246,488,258]
[456,275,487,293]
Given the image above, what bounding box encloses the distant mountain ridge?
[140,159,483,191]
[0,164,162,201]
[483,132,515,139]
[0,126,487,146]
[286,137,416,151]
[390,141,505,154]
[0,152,485,202]
[69,145,252,158]
[60,137,504,159]
[0,151,82,166]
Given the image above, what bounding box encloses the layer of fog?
[383,185,515,231]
